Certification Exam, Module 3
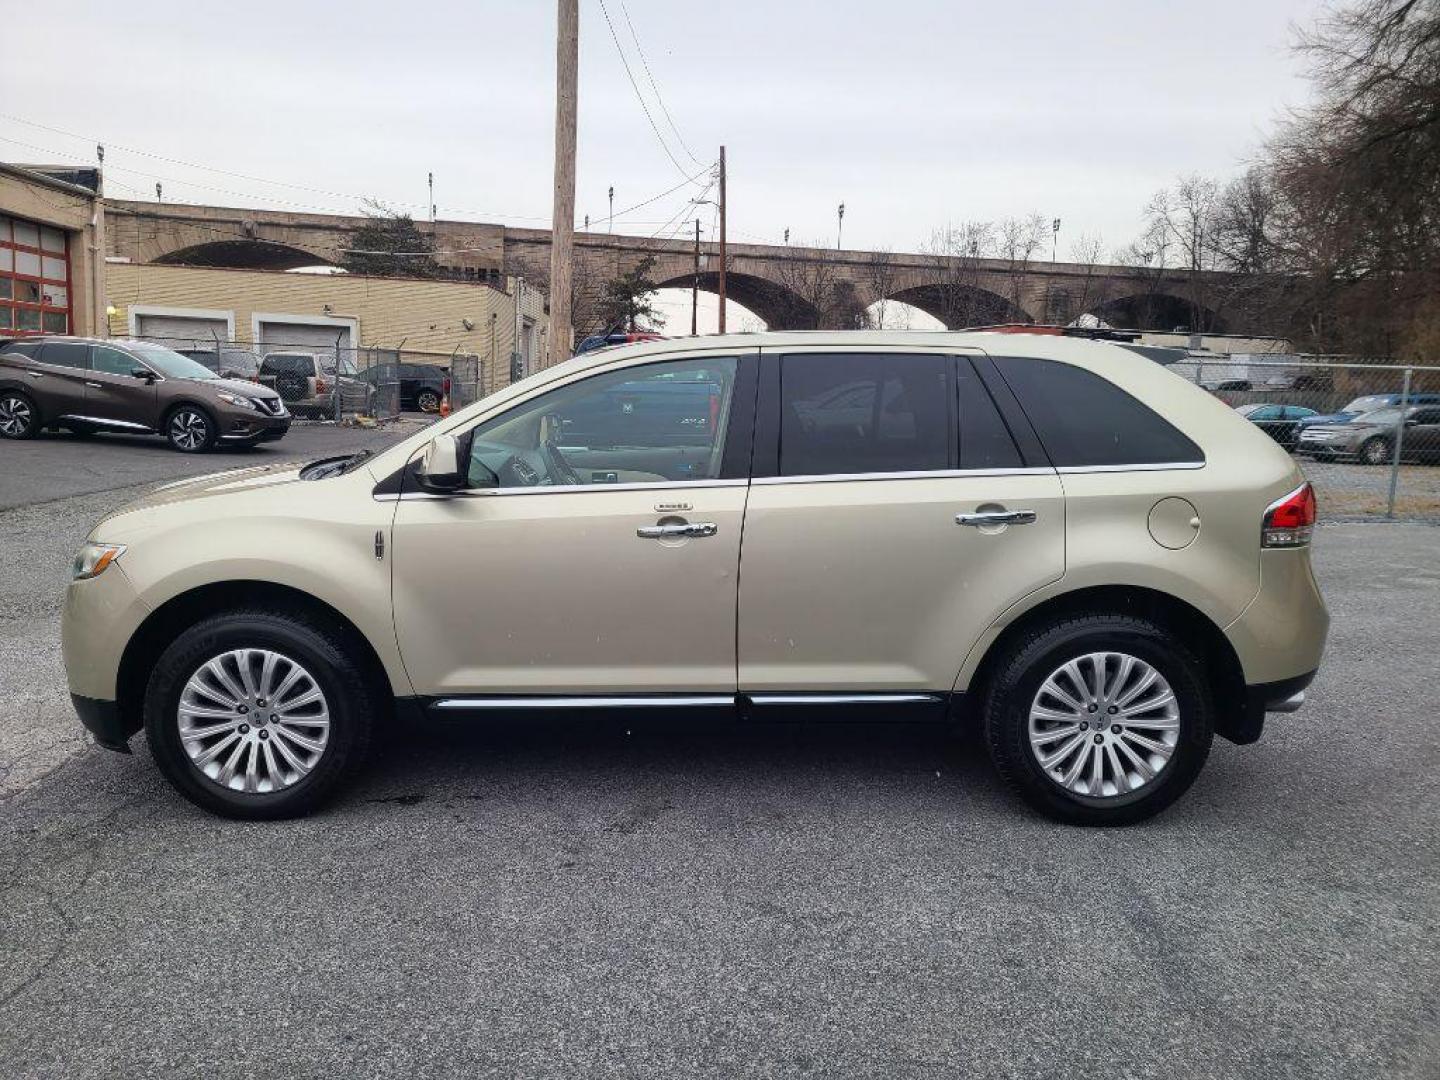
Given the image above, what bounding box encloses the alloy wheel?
[177,648,331,794]
[0,394,33,437]
[1028,651,1180,798]
[1362,438,1390,465]
[169,409,209,450]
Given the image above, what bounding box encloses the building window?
[0,215,70,336]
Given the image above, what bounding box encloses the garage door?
[256,321,353,367]
[133,313,229,350]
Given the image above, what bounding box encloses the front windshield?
[1358,408,1402,425]
[1344,395,1390,413]
[130,344,220,381]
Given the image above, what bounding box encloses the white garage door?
[256,321,354,367]
[134,313,229,350]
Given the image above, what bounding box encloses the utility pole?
[717,146,727,333]
[549,0,579,362]
[692,218,701,336]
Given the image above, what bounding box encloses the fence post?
[1385,367,1413,519]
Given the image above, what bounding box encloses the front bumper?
[72,694,139,753]
[220,410,291,442]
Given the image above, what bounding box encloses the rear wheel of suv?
[0,390,39,439]
[144,610,375,819]
[416,388,441,413]
[1360,436,1391,466]
[983,614,1214,826]
[165,405,216,453]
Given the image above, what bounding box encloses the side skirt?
[410,692,954,725]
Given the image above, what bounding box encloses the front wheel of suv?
[983,614,1214,826]
[0,390,39,439]
[1360,436,1391,466]
[144,610,375,819]
[165,405,217,453]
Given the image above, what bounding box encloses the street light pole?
[608,186,614,233]
[1052,217,1061,262]
[837,202,845,250]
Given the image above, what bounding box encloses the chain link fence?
[1169,357,1440,523]
[132,334,481,424]
[448,352,503,411]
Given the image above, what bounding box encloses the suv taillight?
[1262,482,1316,548]
[315,376,328,394]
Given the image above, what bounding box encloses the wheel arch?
[115,580,397,737]
[960,584,1250,744]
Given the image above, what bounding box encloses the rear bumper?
[1224,670,1317,745]
[72,694,139,753]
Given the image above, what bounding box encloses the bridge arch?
[154,239,337,272]
[653,270,818,331]
[1086,291,1227,334]
[885,283,1032,330]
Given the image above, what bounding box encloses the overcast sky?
[7,0,1325,327]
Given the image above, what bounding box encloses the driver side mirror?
[131,367,156,383]
[414,434,465,494]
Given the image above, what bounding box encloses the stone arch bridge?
[107,200,1245,334]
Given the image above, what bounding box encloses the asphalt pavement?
[1,433,1437,1079]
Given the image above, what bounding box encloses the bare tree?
[772,243,868,330]
[863,248,900,329]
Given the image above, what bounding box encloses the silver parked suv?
[62,332,1328,823]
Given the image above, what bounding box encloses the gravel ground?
[0,460,1436,1077]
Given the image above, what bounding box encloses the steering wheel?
[539,416,582,485]
[500,454,542,487]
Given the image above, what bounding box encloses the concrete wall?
[104,262,547,372]
[0,166,105,336]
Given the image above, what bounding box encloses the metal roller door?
[133,313,229,350]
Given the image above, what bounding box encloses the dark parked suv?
[0,336,290,452]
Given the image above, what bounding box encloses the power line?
[616,0,706,168]
[594,0,697,182]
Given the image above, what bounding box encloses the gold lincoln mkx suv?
[62,331,1328,824]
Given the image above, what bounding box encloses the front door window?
[465,356,739,488]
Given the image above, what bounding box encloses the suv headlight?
[72,542,126,580]
[215,391,257,410]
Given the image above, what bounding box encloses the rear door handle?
[85,381,103,389]
[956,509,1037,527]
[637,522,718,539]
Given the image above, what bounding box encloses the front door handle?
[637,521,718,539]
[956,509,1037,527]
[85,381,103,389]
[26,371,43,379]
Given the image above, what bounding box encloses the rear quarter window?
[993,356,1203,468]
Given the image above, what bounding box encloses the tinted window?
[1412,408,1440,424]
[466,356,739,488]
[957,359,1021,469]
[994,356,1203,468]
[92,345,140,376]
[1248,406,1283,420]
[1,341,40,360]
[779,353,950,476]
[261,354,315,376]
[38,341,90,369]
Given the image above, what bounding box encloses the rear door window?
[957,358,1022,469]
[778,353,951,476]
[37,341,90,369]
[993,356,1203,468]
[1,341,40,360]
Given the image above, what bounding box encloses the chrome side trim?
[58,414,153,432]
[746,693,944,706]
[1055,461,1205,474]
[431,695,735,710]
[751,467,1055,486]
[377,478,747,502]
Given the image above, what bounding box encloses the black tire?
[1360,436,1391,466]
[143,610,375,819]
[416,389,441,413]
[0,390,39,439]
[165,404,217,453]
[983,614,1214,826]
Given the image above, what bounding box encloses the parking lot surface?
[1,437,1437,1078]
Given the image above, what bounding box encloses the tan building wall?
[103,262,548,378]
[1,164,106,336]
